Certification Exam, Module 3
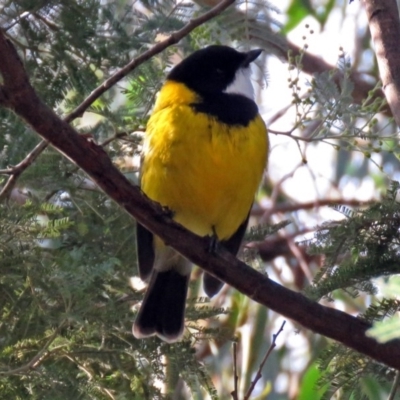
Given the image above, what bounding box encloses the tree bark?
[362,0,400,126]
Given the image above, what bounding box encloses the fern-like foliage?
[306,181,400,301]
[0,191,228,398]
[316,299,400,400]
[246,220,291,242]
[0,0,283,398]
[302,182,400,397]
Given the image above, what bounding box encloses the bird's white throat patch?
[224,67,255,100]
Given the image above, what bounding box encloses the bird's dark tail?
[132,269,190,343]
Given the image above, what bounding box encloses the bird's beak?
[241,49,263,67]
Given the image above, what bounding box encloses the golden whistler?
[133,45,269,342]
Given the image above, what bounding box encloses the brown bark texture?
[363,0,400,126]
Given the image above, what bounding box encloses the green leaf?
[283,0,314,34]
[298,363,328,400]
[367,316,400,343]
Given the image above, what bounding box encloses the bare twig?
[63,353,116,400]
[32,12,60,31]
[231,342,239,400]
[388,370,400,400]
[0,140,48,201]
[66,0,236,121]
[244,321,286,400]
[3,11,32,32]
[0,321,64,376]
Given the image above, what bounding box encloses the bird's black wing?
[136,222,155,281]
[203,211,250,297]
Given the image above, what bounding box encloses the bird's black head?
[167,45,262,95]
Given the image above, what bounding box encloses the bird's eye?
[215,68,224,76]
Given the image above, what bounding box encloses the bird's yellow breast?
[141,81,268,240]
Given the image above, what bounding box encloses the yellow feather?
[141,81,268,240]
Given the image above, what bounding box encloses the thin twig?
[388,370,400,400]
[231,342,239,400]
[3,11,32,32]
[32,12,60,31]
[0,321,65,376]
[244,321,286,400]
[0,0,235,200]
[0,140,49,201]
[66,0,236,122]
[251,198,375,217]
[100,131,129,147]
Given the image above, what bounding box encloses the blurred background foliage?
[1,0,400,398]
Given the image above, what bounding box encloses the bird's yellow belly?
[141,104,268,240]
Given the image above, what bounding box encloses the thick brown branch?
[244,321,286,400]
[1,29,400,370]
[362,0,400,125]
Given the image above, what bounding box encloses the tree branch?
[0,0,235,200]
[244,321,286,400]
[0,140,48,201]
[0,321,64,376]
[1,28,400,370]
[230,342,239,400]
[388,370,400,400]
[66,0,236,121]
[362,0,400,126]
[252,198,375,217]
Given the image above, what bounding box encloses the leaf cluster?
[304,182,400,397]
[315,299,400,400]
[306,181,400,301]
[0,0,286,397]
[287,48,400,172]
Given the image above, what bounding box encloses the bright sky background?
[259,0,377,227]
[245,3,379,394]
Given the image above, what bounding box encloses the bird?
[132,45,268,343]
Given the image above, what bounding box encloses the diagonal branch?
[0,140,48,201]
[0,321,64,376]
[0,0,235,200]
[66,0,236,122]
[0,0,234,200]
[1,28,400,370]
[244,321,286,400]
